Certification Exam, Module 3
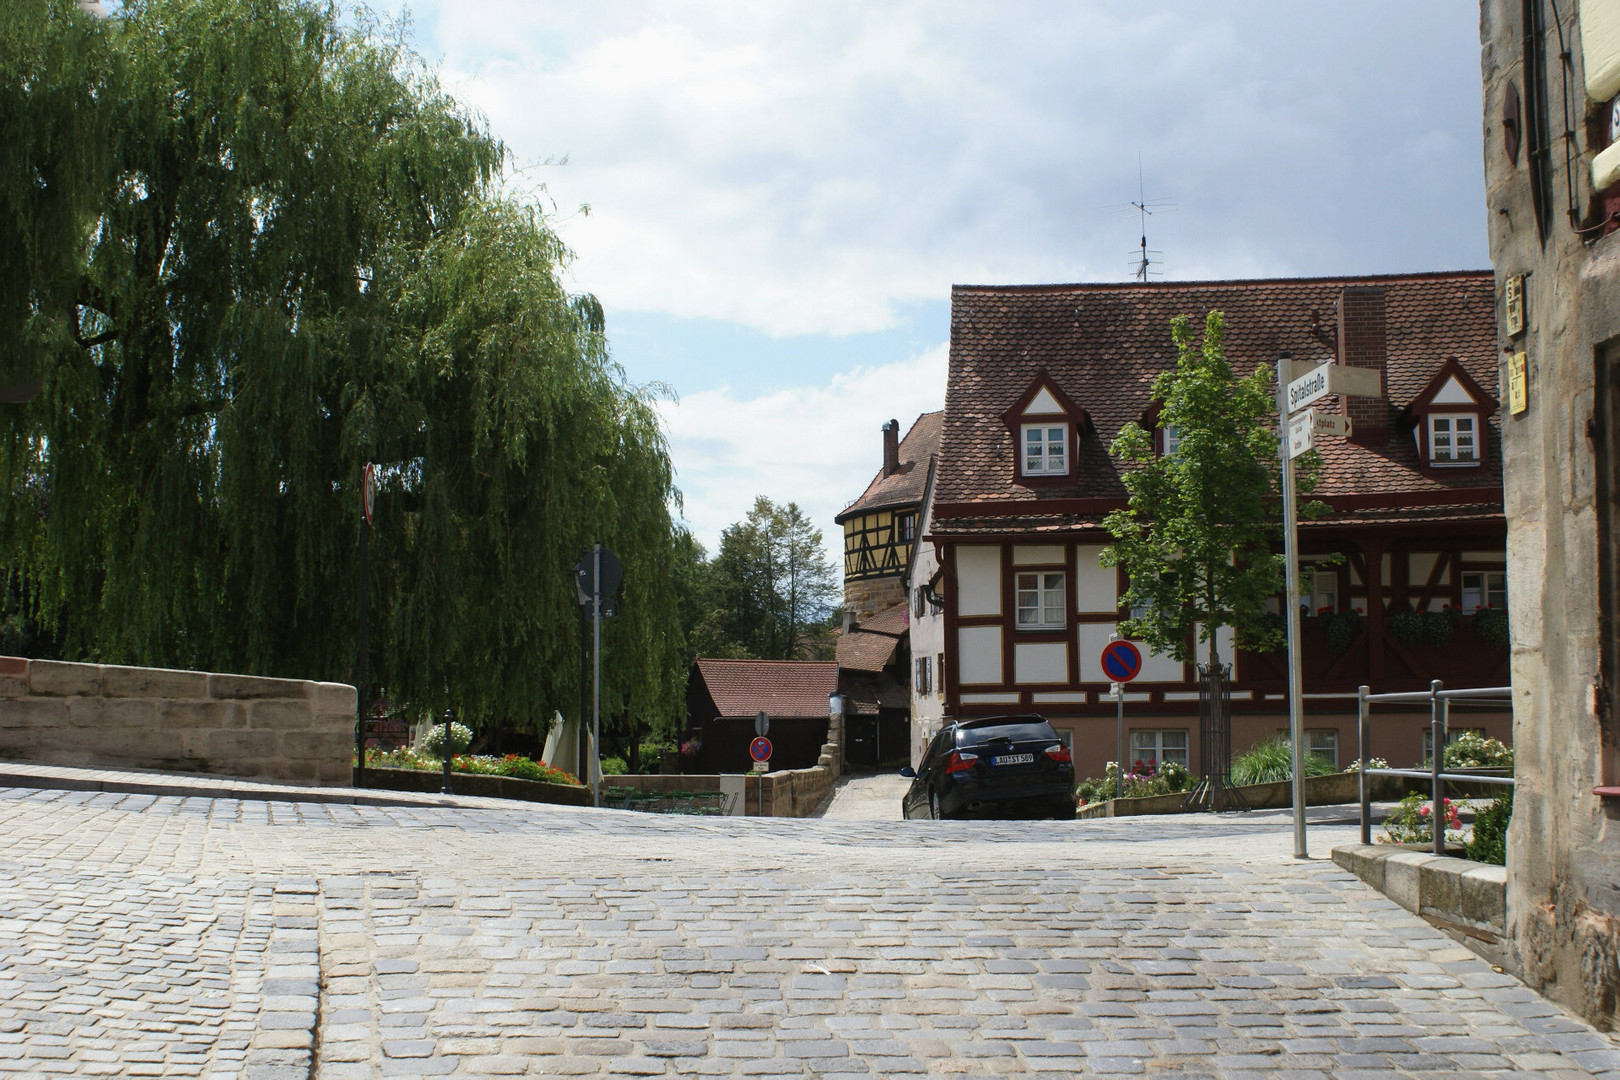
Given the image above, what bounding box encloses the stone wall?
[1480,0,1620,1029]
[0,656,355,785]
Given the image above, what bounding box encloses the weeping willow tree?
[0,0,687,732]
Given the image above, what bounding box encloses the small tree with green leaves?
[1102,311,1321,671]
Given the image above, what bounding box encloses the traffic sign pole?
[1278,358,1308,860]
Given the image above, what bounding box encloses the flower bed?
[364,747,583,786]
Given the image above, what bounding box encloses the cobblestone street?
[1,774,1616,1079]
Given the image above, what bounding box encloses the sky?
[360,1,1491,564]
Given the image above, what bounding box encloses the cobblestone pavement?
[816,774,911,820]
[1,777,1617,1079]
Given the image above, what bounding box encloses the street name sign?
[1287,408,1353,458]
[1285,363,1382,414]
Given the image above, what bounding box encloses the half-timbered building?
[917,272,1512,777]
[836,412,943,623]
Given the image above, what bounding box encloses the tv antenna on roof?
[1101,154,1176,282]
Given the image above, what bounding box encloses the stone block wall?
[1481,0,1620,1030]
[0,656,356,785]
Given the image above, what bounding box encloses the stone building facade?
[1480,0,1620,1029]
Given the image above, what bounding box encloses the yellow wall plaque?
[1509,351,1529,415]
[1505,274,1526,336]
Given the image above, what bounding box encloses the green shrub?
[418,721,474,757]
[1471,607,1510,646]
[1230,738,1335,786]
[1318,609,1365,654]
[1466,792,1512,865]
[1444,732,1513,770]
[1380,791,1462,846]
[601,756,628,776]
[1074,759,1193,804]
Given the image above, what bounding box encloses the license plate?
[993,753,1034,766]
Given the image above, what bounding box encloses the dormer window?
[1428,414,1479,464]
[1022,424,1068,475]
[1400,357,1497,477]
[1002,374,1089,487]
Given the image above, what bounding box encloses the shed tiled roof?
[692,659,838,719]
[935,272,1500,526]
[837,411,945,521]
[835,602,909,673]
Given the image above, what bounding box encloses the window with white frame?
[896,511,917,544]
[1309,569,1339,615]
[914,656,932,694]
[1306,729,1338,768]
[913,586,927,619]
[936,652,945,698]
[1429,414,1479,463]
[1130,729,1189,770]
[1021,423,1068,475]
[1015,571,1066,628]
[1461,570,1507,611]
[1161,423,1181,458]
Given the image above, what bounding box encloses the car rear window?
[957,721,1058,747]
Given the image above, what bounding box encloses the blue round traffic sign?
[1100,640,1143,682]
[749,736,773,762]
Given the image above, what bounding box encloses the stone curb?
[1332,841,1508,965]
[0,761,478,810]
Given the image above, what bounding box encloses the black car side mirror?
[899,766,916,778]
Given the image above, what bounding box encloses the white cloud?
[659,344,948,560]
[384,1,1487,339]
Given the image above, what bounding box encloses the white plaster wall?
[1014,642,1067,684]
[1075,623,1183,683]
[907,497,945,764]
[956,546,1002,616]
[1011,545,1065,565]
[957,626,1002,685]
[1072,545,1119,612]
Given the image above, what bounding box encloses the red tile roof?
[837,411,945,521]
[934,272,1501,531]
[691,659,838,719]
[835,602,909,672]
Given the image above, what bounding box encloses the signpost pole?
[1278,358,1308,860]
[592,543,603,809]
[1114,681,1125,800]
[356,511,367,788]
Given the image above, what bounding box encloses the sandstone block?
[1460,863,1508,929]
[205,728,281,761]
[101,664,209,699]
[160,700,246,730]
[209,673,309,700]
[0,696,69,731]
[1383,851,1438,915]
[67,696,159,733]
[29,660,103,697]
[250,700,315,731]
[312,681,357,716]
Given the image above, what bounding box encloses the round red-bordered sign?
[1100,640,1143,682]
[749,736,773,763]
[361,462,377,526]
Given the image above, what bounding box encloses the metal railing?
[1357,680,1515,853]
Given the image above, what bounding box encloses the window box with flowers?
[1315,607,1365,654]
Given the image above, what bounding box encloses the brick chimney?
[1337,287,1388,445]
[882,418,900,476]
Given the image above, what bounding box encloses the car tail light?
[945,751,979,774]
[1045,744,1072,764]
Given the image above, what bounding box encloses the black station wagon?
[900,715,1076,820]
